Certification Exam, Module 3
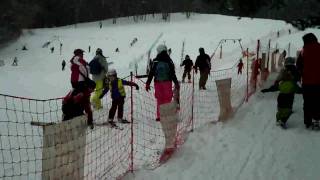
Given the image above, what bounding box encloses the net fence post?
[130,72,134,173]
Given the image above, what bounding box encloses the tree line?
[0,0,319,43]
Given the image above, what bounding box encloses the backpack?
[89,57,102,75]
[62,92,84,121]
[154,61,170,81]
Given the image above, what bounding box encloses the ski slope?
[0,13,295,98]
[125,74,320,180]
[1,13,320,180]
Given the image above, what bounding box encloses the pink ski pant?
[154,81,173,119]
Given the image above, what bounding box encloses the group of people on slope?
[61,43,212,162]
[261,33,320,129]
[180,47,212,89]
[62,48,139,129]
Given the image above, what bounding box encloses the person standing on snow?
[62,60,66,71]
[296,33,320,128]
[70,49,90,93]
[261,57,301,129]
[146,44,180,121]
[145,44,180,163]
[237,59,244,75]
[89,48,108,110]
[194,47,211,90]
[99,69,139,126]
[180,54,193,83]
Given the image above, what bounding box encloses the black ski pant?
[302,85,320,125]
[182,69,191,81]
[108,97,125,120]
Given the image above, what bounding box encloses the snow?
[1,13,320,180]
[126,74,320,180]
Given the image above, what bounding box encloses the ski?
[94,122,124,130]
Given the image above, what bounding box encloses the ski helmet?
[107,69,117,76]
[156,44,167,54]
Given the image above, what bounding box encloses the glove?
[135,85,139,90]
[145,84,150,92]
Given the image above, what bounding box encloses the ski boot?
[118,118,131,124]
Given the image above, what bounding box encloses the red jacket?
[300,42,320,85]
[62,89,93,124]
[70,55,89,84]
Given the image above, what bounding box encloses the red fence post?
[130,72,134,173]
[246,48,249,102]
[191,68,195,132]
[256,39,260,60]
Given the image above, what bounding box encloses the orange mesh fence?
[0,37,292,179]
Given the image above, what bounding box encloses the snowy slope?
[125,73,320,180]
[0,13,294,98]
[1,13,320,180]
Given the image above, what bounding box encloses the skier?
[278,50,287,67]
[62,79,96,129]
[12,57,18,66]
[237,59,244,75]
[89,48,108,110]
[180,55,193,83]
[62,60,66,71]
[261,57,301,129]
[99,69,139,126]
[145,44,180,163]
[146,44,179,121]
[50,47,54,53]
[194,47,211,90]
[296,33,320,128]
[70,49,90,93]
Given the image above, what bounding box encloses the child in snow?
[261,57,301,129]
[180,55,193,83]
[99,69,139,126]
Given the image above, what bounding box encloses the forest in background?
[1,0,320,43]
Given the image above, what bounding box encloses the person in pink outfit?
[146,44,180,163]
[146,44,179,121]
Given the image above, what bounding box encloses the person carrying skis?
[70,49,90,93]
[89,48,108,110]
[62,79,96,129]
[237,59,244,75]
[261,57,301,129]
[99,69,139,126]
[180,55,193,83]
[296,33,320,128]
[194,47,211,90]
